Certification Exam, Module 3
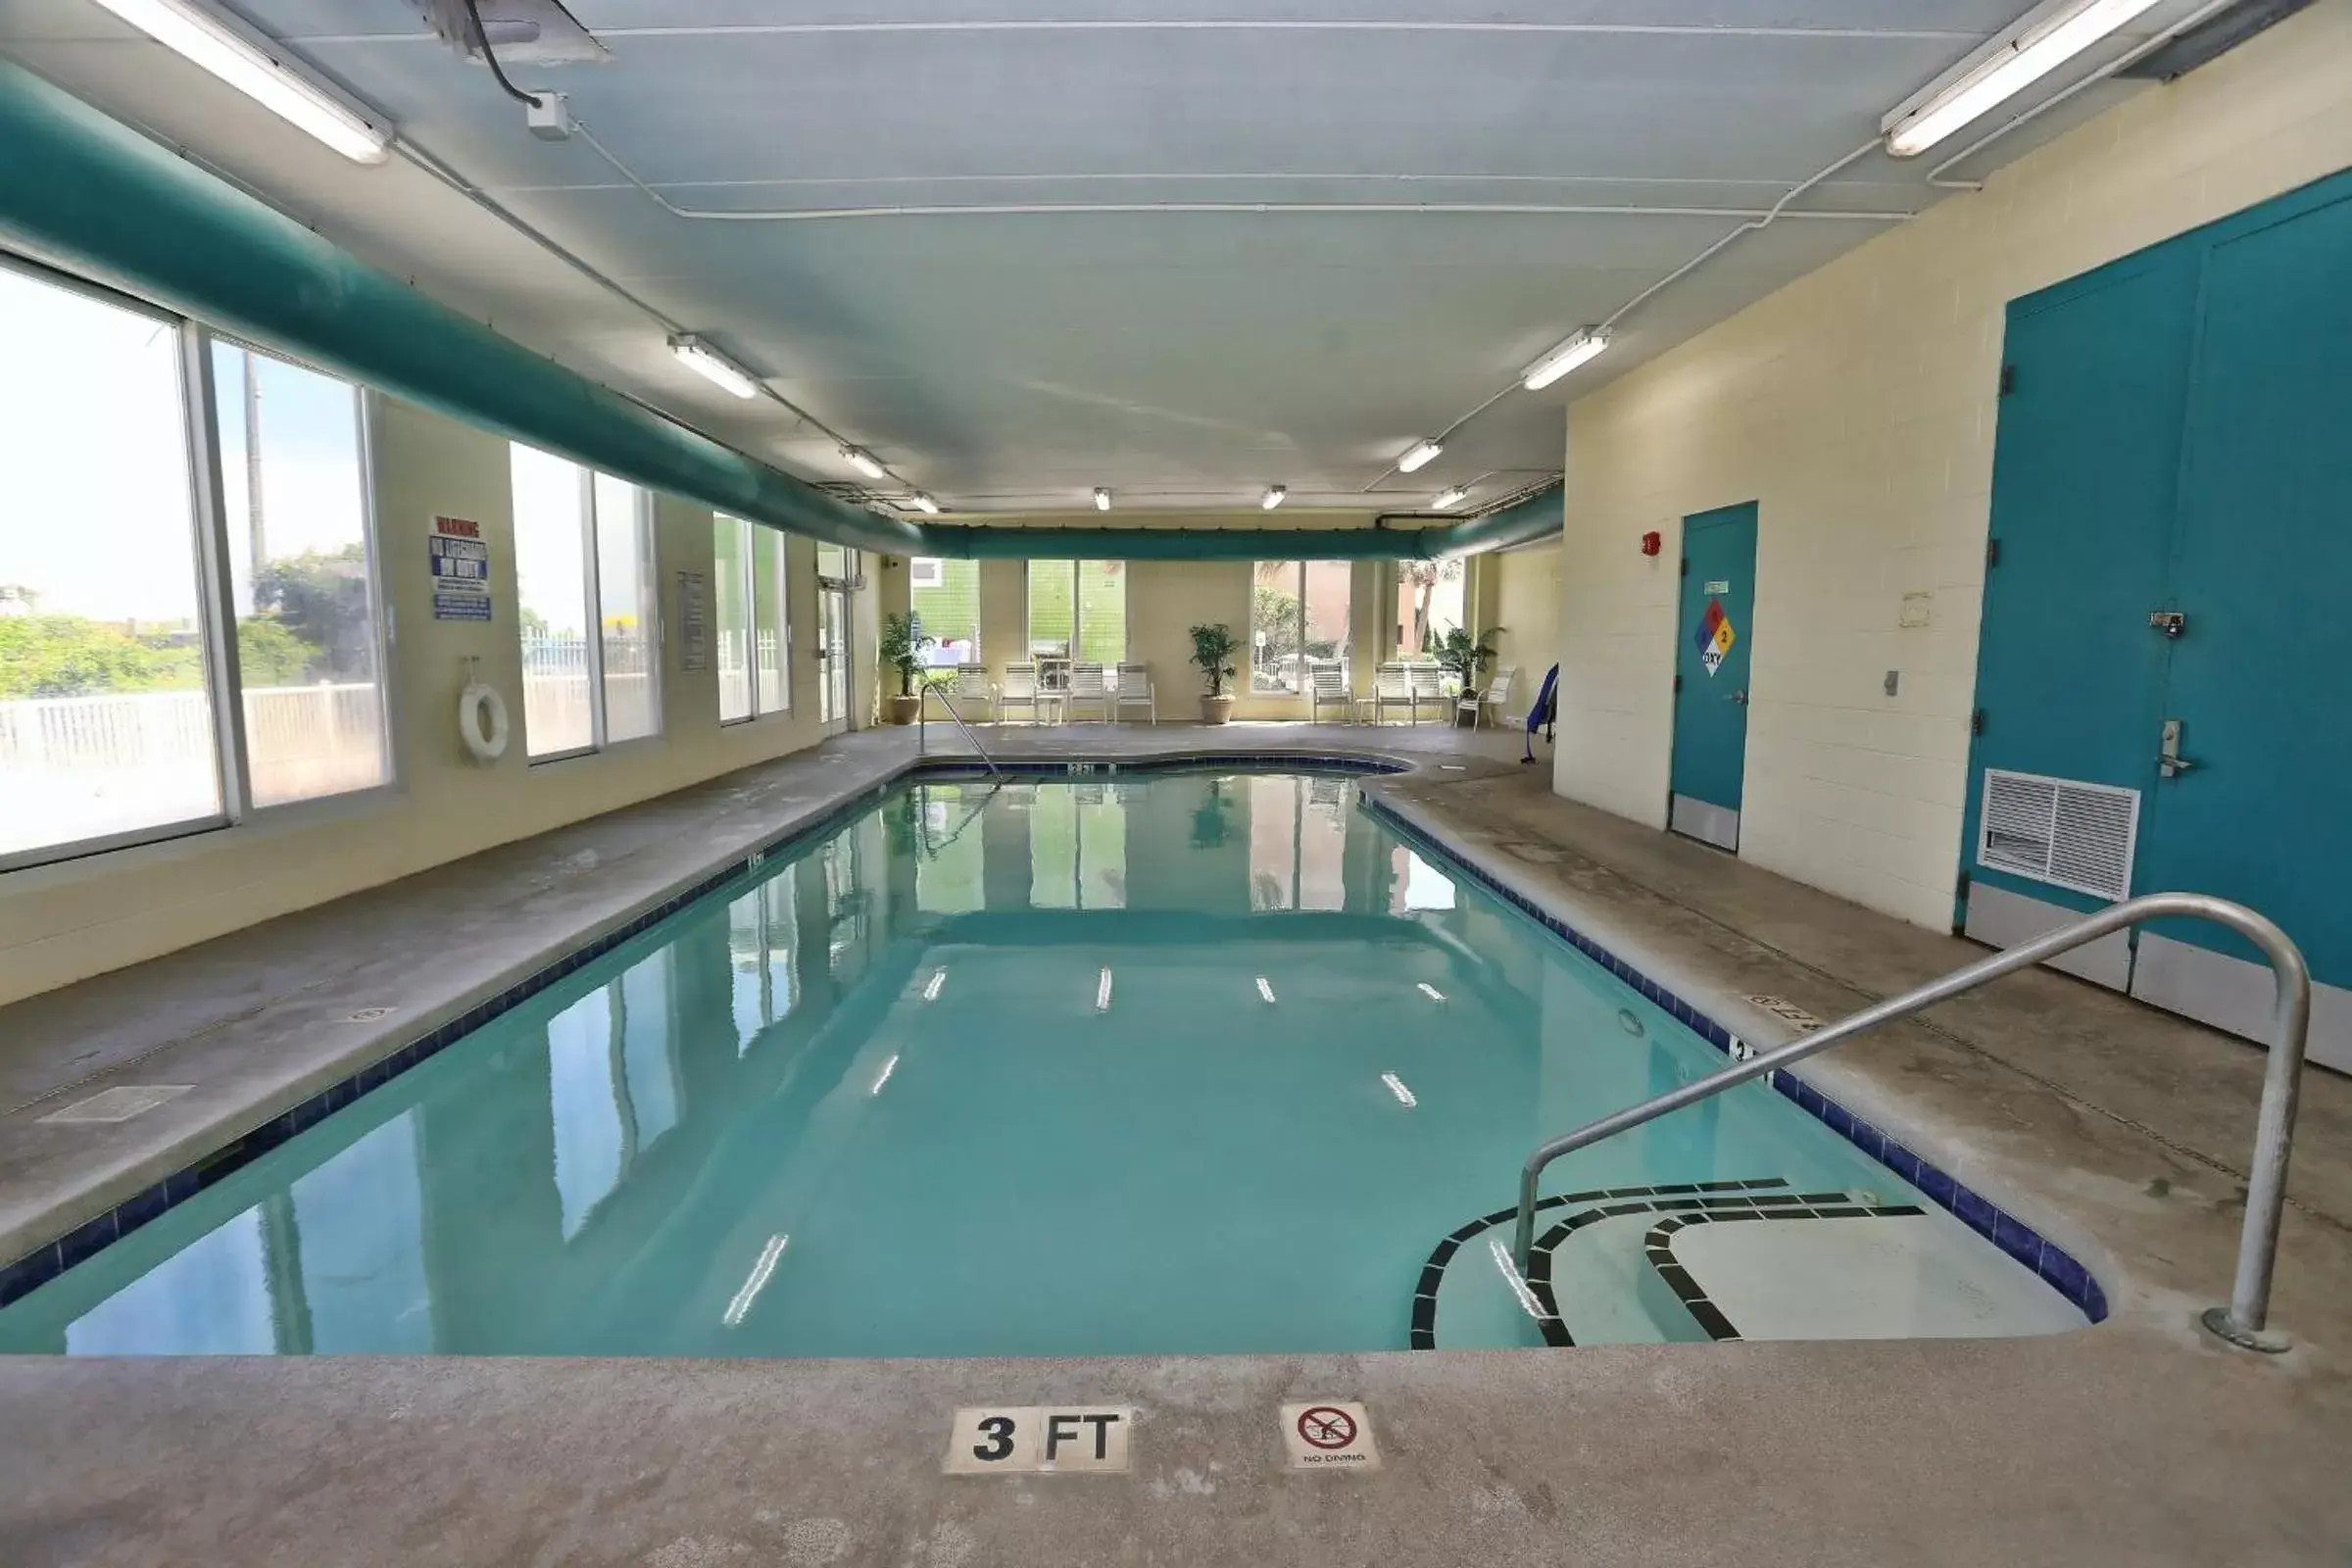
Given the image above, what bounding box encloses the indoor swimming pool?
[0,767,2090,1358]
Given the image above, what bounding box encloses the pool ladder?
[1508,893,2314,1352]
[917,683,1003,779]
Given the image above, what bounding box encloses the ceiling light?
[1884,0,2165,157]
[90,0,391,163]
[841,447,886,479]
[1260,485,1287,512]
[1521,329,1609,391]
[1381,1071,1419,1108]
[1094,487,1112,512]
[1432,485,1469,511]
[1397,438,1443,473]
[721,1234,789,1326]
[909,492,941,514]
[869,1054,900,1096]
[667,335,758,399]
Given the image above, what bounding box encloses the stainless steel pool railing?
[1507,893,2313,1352]
[917,682,1003,778]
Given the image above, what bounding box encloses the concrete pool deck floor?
[2,721,2349,1564]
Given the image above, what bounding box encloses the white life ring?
[458,680,510,762]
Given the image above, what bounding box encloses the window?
[1026,559,1073,659]
[1030,780,1126,908]
[713,513,790,724]
[1396,559,1464,657]
[511,444,660,759]
[1,264,220,860]
[1027,559,1124,662]
[1250,562,1351,695]
[909,557,981,666]
[214,342,389,807]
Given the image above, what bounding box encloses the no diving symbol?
[1297,1406,1357,1450]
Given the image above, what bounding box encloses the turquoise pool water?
[0,770,2080,1357]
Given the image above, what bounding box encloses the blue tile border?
[1356,792,2109,1326]
[0,754,1408,1310]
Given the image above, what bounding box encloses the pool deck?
[3,721,2349,1565]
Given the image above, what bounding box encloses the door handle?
[2158,717,2197,779]
[1732,689,1749,706]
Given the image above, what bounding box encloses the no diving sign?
[1280,1401,1379,1471]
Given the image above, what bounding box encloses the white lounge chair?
[1068,662,1111,721]
[1406,662,1451,724]
[1113,662,1156,724]
[1308,665,1353,723]
[1459,664,1516,729]
[1371,663,1414,724]
[930,662,993,722]
[1001,662,1053,724]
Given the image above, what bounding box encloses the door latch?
[2158,717,2198,779]
[2148,610,2186,638]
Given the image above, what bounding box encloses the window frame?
[514,451,662,764]
[1025,558,1127,664]
[0,254,399,875]
[199,327,401,816]
[713,513,793,727]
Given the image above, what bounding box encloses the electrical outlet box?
[526,90,574,140]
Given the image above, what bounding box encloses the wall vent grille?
[1978,769,2139,902]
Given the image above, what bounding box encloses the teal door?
[1964,170,2352,1073]
[1669,503,1757,852]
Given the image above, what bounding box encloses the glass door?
[816,544,855,732]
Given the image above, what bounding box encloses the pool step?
[1415,1181,2086,1348]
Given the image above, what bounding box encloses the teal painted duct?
[0,62,1565,564]
[0,61,924,556]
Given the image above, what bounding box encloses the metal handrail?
[917,681,1004,778]
[1509,893,2312,1352]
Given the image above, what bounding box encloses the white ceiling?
[0,0,2213,514]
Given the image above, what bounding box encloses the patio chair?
[1113,662,1156,724]
[1308,664,1354,723]
[1407,663,1451,724]
[1000,662,1053,724]
[1068,662,1111,721]
[1458,664,1516,729]
[1370,662,1414,724]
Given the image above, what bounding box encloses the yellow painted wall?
[1490,542,1563,718]
[1550,0,2352,929]
[0,396,843,1006]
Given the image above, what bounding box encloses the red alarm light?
[1641,530,1663,557]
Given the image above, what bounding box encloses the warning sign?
[1280,1401,1379,1471]
[429,514,492,622]
[943,1406,1132,1475]
[1692,596,1737,676]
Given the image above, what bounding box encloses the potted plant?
[879,612,935,725]
[1430,625,1504,725]
[1190,621,1240,725]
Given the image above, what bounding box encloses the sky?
[0,264,363,624]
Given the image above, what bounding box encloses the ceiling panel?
[0,0,2209,511]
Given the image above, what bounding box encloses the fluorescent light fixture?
[922,968,947,1002]
[869,1054,900,1096]
[1255,976,1277,1004]
[90,0,391,163]
[1417,983,1446,1003]
[1381,1071,1418,1108]
[1432,485,1470,512]
[1397,438,1443,473]
[910,492,941,514]
[1884,0,2165,157]
[1521,329,1609,391]
[1260,485,1287,512]
[1097,967,1114,1011]
[841,446,887,479]
[667,334,758,399]
[1094,487,1113,512]
[721,1234,789,1326]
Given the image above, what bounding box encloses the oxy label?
[944,1406,1133,1475]
[1280,1401,1380,1471]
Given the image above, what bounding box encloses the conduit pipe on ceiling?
[0,62,1564,563]
[0,59,925,557]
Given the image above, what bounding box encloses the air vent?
[1978,769,2139,902]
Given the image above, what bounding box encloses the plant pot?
[1200,694,1236,726]
[886,693,922,726]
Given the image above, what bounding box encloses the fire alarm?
[1641,530,1663,557]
